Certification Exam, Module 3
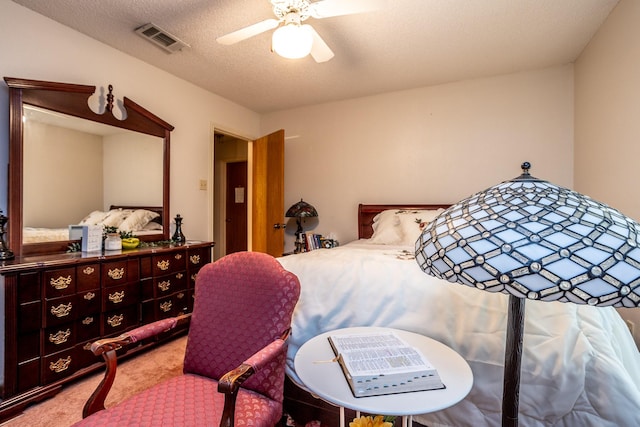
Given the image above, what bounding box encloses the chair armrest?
[217,333,289,427]
[82,314,190,418]
[218,338,286,394]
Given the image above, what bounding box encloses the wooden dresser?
[0,241,214,422]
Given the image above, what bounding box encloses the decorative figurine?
[172,214,186,244]
[0,210,15,260]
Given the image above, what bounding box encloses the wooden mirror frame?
[5,77,173,257]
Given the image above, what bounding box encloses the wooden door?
[252,129,285,256]
[225,161,248,254]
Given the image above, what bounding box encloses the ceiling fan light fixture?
[272,23,313,59]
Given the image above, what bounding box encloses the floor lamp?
[415,162,640,427]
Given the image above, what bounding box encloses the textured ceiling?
[11,0,619,114]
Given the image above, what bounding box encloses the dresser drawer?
[45,295,76,327]
[19,300,41,332]
[44,267,75,298]
[102,259,139,287]
[75,340,100,371]
[44,323,75,354]
[76,313,101,343]
[77,289,101,315]
[77,263,100,292]
[154,271,187,298]
[102,282,139,312]
[18,271,41,304]
[152,251,186,276]
[103,305,138,335]
[43,348,76,385]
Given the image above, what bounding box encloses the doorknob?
[273,223,286,229]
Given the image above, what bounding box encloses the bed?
[278,204,640,427]
[23,205,163,243]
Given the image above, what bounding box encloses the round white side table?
[294,326,473,427]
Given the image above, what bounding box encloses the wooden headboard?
[358,203,451,239]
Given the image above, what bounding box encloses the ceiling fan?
[216,0,386,62]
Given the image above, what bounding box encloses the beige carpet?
[1,335,187,427]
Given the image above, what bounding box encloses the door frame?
[210,125,253,260]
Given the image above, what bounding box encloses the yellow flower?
[349,415,393,427]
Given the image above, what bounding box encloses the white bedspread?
[278,240,640,427]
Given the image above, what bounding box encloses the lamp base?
[502,294,526,427]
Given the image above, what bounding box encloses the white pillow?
[397,209,444,246]
[100,209,134,228]
[369,210,403,245]
[79,210,108,225]
[118,209,160,232]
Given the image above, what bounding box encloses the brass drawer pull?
[51,302,72,318]
[107,268,125,280]
[84,291,96,300]
[83,342,92,351]
[160,301,172,312]
[82,316,94,325]
[82,266,95,275]
[108,291,125,304]
[49,329,71,345]
[191,273,197,282]
[49,356,71,373]
[177,292,185,299]
[190,254,201,265]
[157,260,170,271]
[50,275,72,290]
[174,253,183,260]
[107,314,124,327]
[175,273,184,279]
[158,280,171,292]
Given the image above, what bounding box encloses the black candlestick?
[172,214,186,244]
[0,211,15,260]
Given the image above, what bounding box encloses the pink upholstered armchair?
[73,251,301,427]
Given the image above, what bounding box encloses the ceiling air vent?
[135,23,189,53]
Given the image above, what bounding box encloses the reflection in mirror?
[5,77,173,257]
[22,106,163,243]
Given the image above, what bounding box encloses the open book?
[328,331,445,397]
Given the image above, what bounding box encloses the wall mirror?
[5,77,173,257]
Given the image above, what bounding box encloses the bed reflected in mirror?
[22,105,163,244]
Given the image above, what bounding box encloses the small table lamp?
[286,199,318,253]
[415,162,640,427]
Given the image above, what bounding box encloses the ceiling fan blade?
[216,19,279,45]
[309,0,387,19]
[308,25,334,63]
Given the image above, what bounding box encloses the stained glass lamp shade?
[286,199,318,252]
[415,162,640,427]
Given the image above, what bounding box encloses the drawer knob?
[107,268,125,280]
[82,266,96,275]
[51,302,72,318]
[108,291,125,304]
[82,316,94,325]
[49,356,72,373]
[157,260,170,271]
[175,273,184,279]
[49,329,71,345]
[158,280,171,292]
[190,254,201,265]
[84,291,96,300]
[50,275,72,290]
[107,314,124,328]
[174,253,183,260]
[160,301,172,313]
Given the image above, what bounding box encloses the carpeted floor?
[0,335,187,427]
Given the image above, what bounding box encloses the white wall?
[574,0,640,347]
[262,65,575,252]
[0,0,262,242]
